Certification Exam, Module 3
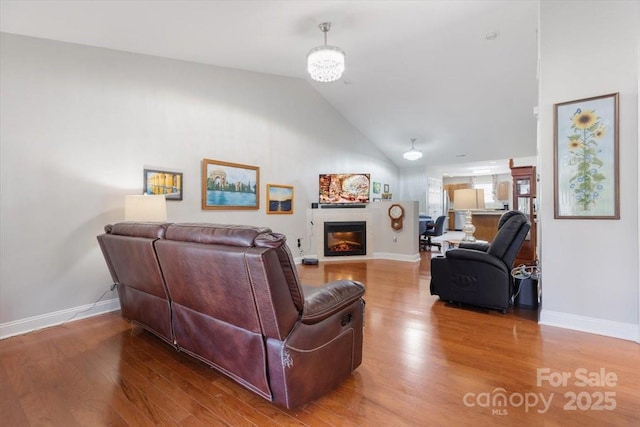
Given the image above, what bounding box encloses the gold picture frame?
[201,159,259,210]
[266,184,294,214]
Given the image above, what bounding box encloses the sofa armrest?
[445,248,506,272]
[301,280,365,325]
[458,241,490,252]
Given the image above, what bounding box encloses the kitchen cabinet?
[497,181,510,201]
[444,183,470,202]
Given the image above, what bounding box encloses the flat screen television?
[319,173,370,204]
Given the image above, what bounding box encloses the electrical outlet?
[297,238,302,248]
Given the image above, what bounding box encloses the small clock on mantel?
[388,204,405,230]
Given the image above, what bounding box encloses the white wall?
[0,33,398,334]
[538,1,639,340]
[398,166,428,213]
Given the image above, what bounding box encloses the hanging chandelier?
[307,22,345,83]
[403,138,423,161]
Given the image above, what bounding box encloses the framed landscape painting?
[267,184,294,214]
[201,159,259,210]
[143,169,183,200]
[553,93,619,219]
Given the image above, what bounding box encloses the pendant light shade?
[403,138,423,161]
[307,22,345,83]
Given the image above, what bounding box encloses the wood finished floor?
[1,252,639,426]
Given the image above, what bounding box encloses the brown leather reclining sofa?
[97,222,366,409]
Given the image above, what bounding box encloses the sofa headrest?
[497,210,526,229]
[253,232,287,248]
[165,223,272,247]
[107,222,168,239]
[487,211,529,260]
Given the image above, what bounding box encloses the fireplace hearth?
[324,221,367,257]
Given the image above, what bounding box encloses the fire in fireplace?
[324,221,367,257]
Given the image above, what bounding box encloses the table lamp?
[454,189,485,242]
[124,194,167,222]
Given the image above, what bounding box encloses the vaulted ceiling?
[0,0,539,173]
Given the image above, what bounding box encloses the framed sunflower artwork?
[553,93,619,219]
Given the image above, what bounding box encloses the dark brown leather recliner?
[98,222,365,409]
[430,211,530,313]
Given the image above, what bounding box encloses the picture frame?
[553,93,619,219]
[143,169,183,200]
[266,184,294,214]
[382,193,392,200]
[383,184,390,193]
[373,181,381,194]
[201,159,259,210]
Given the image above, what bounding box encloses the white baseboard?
[540,309,638,342]
[0,297,121,340]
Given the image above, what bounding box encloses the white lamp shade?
[124,195,167,221]
[454,189,486,210]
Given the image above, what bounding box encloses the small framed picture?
[143,169,183,200]
[267,184,294,214]
[373,182,381,194]
[383,184,390,193]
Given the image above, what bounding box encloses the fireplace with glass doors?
[323,221,366,257]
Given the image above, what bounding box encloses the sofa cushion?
[98,224,172,343]
[165,223,271,246]
[301,281,366,324]
[108,222,168,239]
[487,213,527,259]
[255,233,304,311]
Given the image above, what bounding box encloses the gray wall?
[538,0,639,340]
[0,33,399,333]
